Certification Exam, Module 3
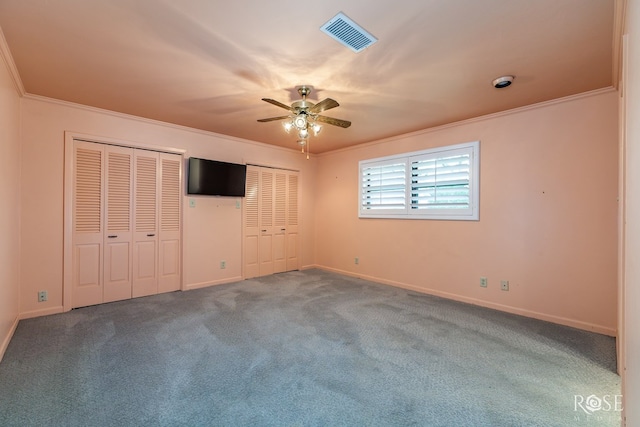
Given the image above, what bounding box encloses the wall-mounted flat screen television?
[187,157,247,197]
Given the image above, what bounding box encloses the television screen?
[187,157,247,197]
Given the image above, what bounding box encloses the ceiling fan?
[257,86,351,146]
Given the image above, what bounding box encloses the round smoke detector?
[492,75,514,88]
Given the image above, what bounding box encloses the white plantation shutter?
[359,141,479,220]
[410,147,473,215]
[360,160,407,214]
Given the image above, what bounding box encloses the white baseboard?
[0,316,19,362]
[313,265,617,337]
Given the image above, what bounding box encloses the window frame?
[358,141,480,221]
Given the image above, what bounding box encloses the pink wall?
[10,78,621,339]
[0,42,21,359]
[623,1,640,423]
[314,90,619,335]
[18,97,316,317]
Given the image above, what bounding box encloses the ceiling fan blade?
[257,115,290,122]
[308,98,339,114]
[261,98,293,111]
[315,115,351,128]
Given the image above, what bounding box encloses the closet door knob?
[147,234,155,237]
[108,235,118,238]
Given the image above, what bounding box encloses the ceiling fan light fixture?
[294,114,307,129]
[257,85,349,158]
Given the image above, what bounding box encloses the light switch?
[189,198,196,208]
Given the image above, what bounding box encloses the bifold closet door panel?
[158,153,182,293]
[286,173,299,271]
[72,141,106,308]
[243,166,300,278]
[103,145,134,303]
[70,140,183,307]
[258,169,275,277]
[132,150,159,298]
[273,171,287,274]
[243,167,260,279]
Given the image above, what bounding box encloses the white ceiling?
[0,0,617,153]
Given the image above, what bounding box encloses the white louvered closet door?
[259,169,275,276]
[132,150,159,298]
[71,140,182,308]
[243,165,299,279]
[72,141,106,308]
[158,153,182,293]
[273,171,287,273]
[286,173,299,271]
[243,168,260,279]
[103,145,134,303]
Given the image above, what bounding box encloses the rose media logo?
[574,394,623,415]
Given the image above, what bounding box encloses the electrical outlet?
[38,291,48,302]
[501,280,509,291]
[480,277,487,288]
[355,257,359,265]
[220,260,226,269]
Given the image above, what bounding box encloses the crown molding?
[22,93,309,157]
[21,85,614,160]
[0,25,25,96]
[612,0,628,90]
[317,86,617,157]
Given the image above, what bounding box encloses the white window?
[359,159,407,214]
[359,141,479,220]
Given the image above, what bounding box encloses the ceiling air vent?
[320,12,377,53]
